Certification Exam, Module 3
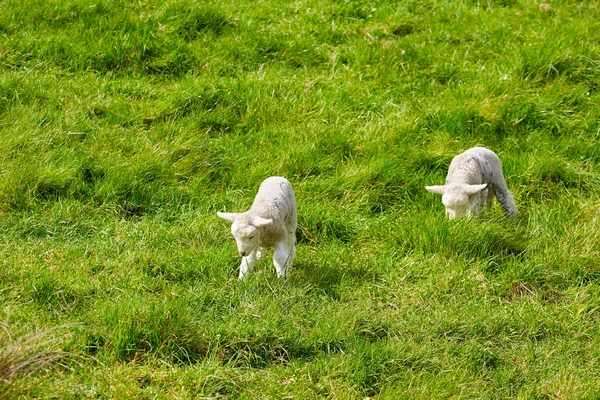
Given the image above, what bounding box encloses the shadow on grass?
[297,213,357,245]
[220,333,346,369]
[394,215,529,275]
[292,259,376,301]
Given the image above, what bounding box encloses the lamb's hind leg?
[273,238,295,278]
[288,226,296,269]
[486,187,495,209]
[493,179,517,217]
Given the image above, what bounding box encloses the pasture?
[1,0,600,397]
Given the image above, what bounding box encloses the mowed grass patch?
[1,0,600,397]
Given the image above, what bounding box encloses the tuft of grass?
[0,323,72,393]
[1,0,600,397]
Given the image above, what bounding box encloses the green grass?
[1,0,600,397]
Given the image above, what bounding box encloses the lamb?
[425,147,517,219]
[217,176,297,279]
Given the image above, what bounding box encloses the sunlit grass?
[1,0,600,397]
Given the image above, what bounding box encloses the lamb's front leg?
[239,249,257,279]
[468,192,484,217]
[478,187,489,212]
[486,187,495,209]
[273,240,294,278]
[255,247,265,260]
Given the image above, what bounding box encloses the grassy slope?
[1,0,600,397]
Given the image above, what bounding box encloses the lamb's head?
[217,212,273,256]
[426,183,487,219]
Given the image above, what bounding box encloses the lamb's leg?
[287,226,296,268]
[493,179,517,217]
[468,192,483,217]
[466,207,474,218]
[273,240,294,278]
[479,188,489,211]
[255,247,265,260]
[486,187,495,209]
[239,250,257,279]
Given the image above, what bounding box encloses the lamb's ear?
[217,212,238,223]
[464,183,488,195]
[252,216,273,228]
[425,185,446,195]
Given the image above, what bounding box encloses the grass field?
[1,0,600,397]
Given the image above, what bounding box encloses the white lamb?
[217,176,297,279]
[425,147,517,219]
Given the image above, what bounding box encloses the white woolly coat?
[446,147,499,186]
[446,147,517,216]
[235,177,297,247]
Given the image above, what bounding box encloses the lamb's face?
[231,222,260,257]
[441,188,470,220]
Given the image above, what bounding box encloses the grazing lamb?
[425,147,517,219]
[217,176,297,279]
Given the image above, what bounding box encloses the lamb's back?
[251,177,296,222]
[446,147,500,185]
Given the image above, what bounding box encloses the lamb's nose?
[240,251,246,257]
